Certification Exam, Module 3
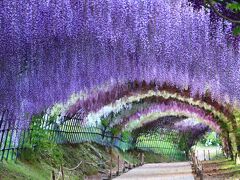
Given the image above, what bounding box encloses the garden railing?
[0,110,131,161]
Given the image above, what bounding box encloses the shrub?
[21,114,63,165]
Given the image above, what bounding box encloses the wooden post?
[208,150,210,160]
[52,170,55,180]
[60,165,64,180]
[193,156,197,174]
[132,154,134,167]
[235,153,238,164]
[204,150,206,161]
[117,155,120,176]
[222,149,228,158]
[196,157,199,167]
[192,153,197,174]
[199,170,203,180]
[141,153,144,165]
[110,148,112,180]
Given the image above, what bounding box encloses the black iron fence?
[0,111,131,161]
[135,130,188,161]
[1,110,192,162]
[0,110,30,161]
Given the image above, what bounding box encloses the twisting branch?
[206,0,240,24]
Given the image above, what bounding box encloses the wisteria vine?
[0,0,239,131]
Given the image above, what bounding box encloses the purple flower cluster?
[122,101,221,133]
[0,0,239,128]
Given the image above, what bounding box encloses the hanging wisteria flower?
[0,0,239,129]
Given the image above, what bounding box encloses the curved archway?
[59,82,237,158]
[131,116,211,161]
[1,0,240,167]
[95,100,230,153]
[61,81,236,149]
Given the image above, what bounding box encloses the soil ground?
[114,162,194,180]
[197,159,240,180]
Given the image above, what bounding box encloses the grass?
[135,133,186,161]
[201,159,240,179]
[0,142,141,179]
[0,160,51,180]
[0,143,107,179]
[118,149,141,164]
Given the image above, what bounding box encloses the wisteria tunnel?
[1,0,240,178]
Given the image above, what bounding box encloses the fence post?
[117,155,120,176]
[6,121,14,161]
[0,113,8,161]
[235,153,238,164]
[0,111,6,150]
[1,121,10,161]
[199,163,203,180]
[110,148,112,180]
[60,164,64,180]
[204,150,206,161]
[132,154,134,167]
[52,170,55,180]
[141,153,144,165]
[208,150,210,160]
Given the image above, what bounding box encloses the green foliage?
[237,128,240,137]
[233,26,240,36]
[2,143,124,180]
[19,143,36,162]
[227,2,240,12]
[121,131,131,142]
[48,114,58,123]
[200,131,221,146]
[205,1,240,36]
[136,132,186,161]
[219,121,228,130]
[178,133,189,152]
[110,126,121,137]
[101,118,110,128]
[22,115,63,165]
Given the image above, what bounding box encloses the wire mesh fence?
[0,111,131,161]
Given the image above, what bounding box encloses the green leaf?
[227,2,240,12]
[110,127,121,136]
[233,26,240,36]
[101,119,109,127]
[121,131,131,142]
[237,128,240,136]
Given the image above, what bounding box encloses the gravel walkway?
[114,162,194,180]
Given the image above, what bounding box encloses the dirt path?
[114,162,194,180]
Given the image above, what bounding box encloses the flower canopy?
[0,0,239,136]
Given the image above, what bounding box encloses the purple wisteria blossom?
[0,0,239,128]
[122,101,221,133]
